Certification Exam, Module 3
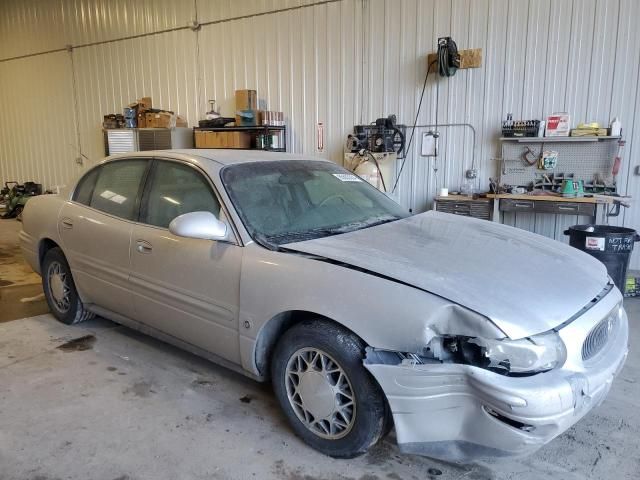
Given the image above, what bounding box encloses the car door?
[128,159,243,363]
[59,158,150,319]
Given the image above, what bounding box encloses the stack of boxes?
[234,90,285,126]
[195,89,256,148]
[194,89,286,149]
[103,96,188,130]
[235,89,258,126]
[133,97,153,127]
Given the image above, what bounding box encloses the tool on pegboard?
[612,139,625,178]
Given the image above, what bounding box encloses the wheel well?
[254,310,363,378]
[39,238,60,267]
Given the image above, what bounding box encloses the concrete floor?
[1,218,639,480]
[0,219,48,323]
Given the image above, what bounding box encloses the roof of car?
[106,149,328,166]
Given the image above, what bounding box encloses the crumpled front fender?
[365,300,629,462]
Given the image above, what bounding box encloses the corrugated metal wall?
[0,52,79,188]
[1,0,639,266]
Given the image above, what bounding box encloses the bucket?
[564,225,640,292]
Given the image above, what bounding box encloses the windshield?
[221,160,408,247]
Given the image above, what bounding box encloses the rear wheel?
[14,205,23,221]
[271,320,387,458]
[42,247,94,325]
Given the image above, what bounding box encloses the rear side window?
[89,159,148,220]
[73,167,100,205]
[141,160,221,229]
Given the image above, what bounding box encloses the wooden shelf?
[194,125,285,131]
[194,124,287,152]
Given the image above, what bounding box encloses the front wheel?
[271,320,387,458]
[42,247,94,325]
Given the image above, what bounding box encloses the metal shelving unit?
[500,136,621,143]
[193,125,287,152]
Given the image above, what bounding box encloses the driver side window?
[141,160,221,229]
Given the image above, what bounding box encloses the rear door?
[59,158,150,318]
[128,159,243,363]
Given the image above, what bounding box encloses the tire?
[42,247,94,325]
[14,205,23,221]
[271,319,387,458]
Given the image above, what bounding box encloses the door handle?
[60,218,73,229]
[136,240,153,254]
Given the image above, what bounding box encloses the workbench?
[435,193,629,225]
[487,193,626,224]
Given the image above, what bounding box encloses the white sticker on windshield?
[333,173,362,182]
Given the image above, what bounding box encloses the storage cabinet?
[435,196,493,220]
[105,128,194,155]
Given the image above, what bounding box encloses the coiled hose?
[437,37,460,77]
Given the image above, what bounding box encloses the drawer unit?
[534,201,595,216]
[499,199,535,212]
[435,198,492,220]
[500,198,595,216]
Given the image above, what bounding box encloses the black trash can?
[564,225,640,292]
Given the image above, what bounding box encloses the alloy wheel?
[47,261,71,313]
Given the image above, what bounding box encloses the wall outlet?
[75,156,83,165]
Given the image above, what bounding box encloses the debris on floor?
[56,334,96,352]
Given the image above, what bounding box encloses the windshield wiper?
[361,216,400,229]
[266,216,403,246]
[336,215,401,233]
[265,227,346,245]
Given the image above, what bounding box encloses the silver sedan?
[20,150,628,462]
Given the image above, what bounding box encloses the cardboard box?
[195,130,251,148]
[138,96,152,110]
[195,130,209,148]
[546,113,571,137]
[235,109,259,126]
[235,89,257,110]
[214,131,251,148]
[137,112,147,128]
[228,132,250,148]
[175,115,188,128]
[145,111,173,128]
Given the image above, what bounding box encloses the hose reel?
[437,37,460,77]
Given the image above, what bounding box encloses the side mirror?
[169,211,228,241]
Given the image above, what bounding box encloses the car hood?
[283,211,609,339]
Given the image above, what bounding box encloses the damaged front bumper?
[365,293,629,463]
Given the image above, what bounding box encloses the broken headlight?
[432,331,566,376]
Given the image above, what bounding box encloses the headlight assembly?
[426,330,567,376]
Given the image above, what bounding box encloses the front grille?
[582,308,618,361]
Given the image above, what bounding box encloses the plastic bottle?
[610,117,622,137]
